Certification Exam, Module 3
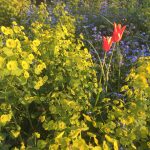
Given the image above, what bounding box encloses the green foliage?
[137,1,150,33]
[82,56,150,150]
[0,0,30,26]
[119,56,150,149]
[0,1,149,150]
[0,3,98,149]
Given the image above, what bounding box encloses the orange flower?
[112,23,126,42]
[102,36,113,52]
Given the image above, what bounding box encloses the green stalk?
[97,51,107,99]
[86,40,106,106]
[118,64,121,92]
[86,40,105,81]
[117,43,121,93]
[99,14,114,26]
[105,43,116,93]
[25,106,34,131]
[11,109,24,143]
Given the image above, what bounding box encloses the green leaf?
[37,140,47,149]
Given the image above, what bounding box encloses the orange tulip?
[102,36,113,52]
[112,23,126,42]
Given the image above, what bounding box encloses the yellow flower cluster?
[1,26,13,35]
[126,58,150,92]
[134,74,149,88]
[30,39,41,55]
[120,116,134,125]
[34,76,48,90]
[34,62,46,75]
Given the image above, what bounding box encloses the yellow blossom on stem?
[1,26,13,35]
[32,39,40,47]
[7,61,18,71]
[21,61,29,70]
[24,71,29,79]
[0,114,11,125]
[6,39,16,48]
[28,54,34,61]
[34,77,44,90]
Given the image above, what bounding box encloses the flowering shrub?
[0,1,149,150]
[0,0,30,26]
[120,56,150,149]
[79,56,150,150]
[0,4,98,149]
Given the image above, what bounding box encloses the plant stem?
[99,14,114,26]
[85,40,106,106]
[105,43,116,93]
[86,40,105,81]
[117,43,122,93]
[11,109,24,143]
[25,106,34,131]
[118,63,121,92]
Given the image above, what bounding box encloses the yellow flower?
[135,74,149,88]
[0,56,5,68]
[58,121,66,129]
[126,116,134,125]
[21,61,29,70]
[20,52,28,58]
[131,102,136,108]
[34,77,44,90]
[0,114,11,124]
[6,39,16,48]
[34,84,40,90]
[7,61,18,71]
[20,142,25,150]
[34,63,46,75]
[39,115,45,122]
[62,25,69,36]
[12,21,17,26]
[13,26,21,33]
[15,39,21,48]
[28,54,34,61]
[20,26,24,30]
[1,26,13,35]
[32,39,40,47]
[24,71,29,79]
[34,68,41,75]
[1,26,7,34]
[34,132,40,138]
[31,44,38,52]
[17,47,22,53]
[24,36,29,43]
